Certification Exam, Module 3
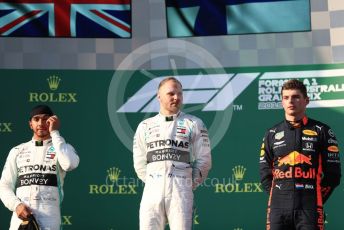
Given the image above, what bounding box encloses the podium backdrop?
[0,64,343,229]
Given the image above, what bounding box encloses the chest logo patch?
[275,131,284,140]
[46,146,56,160]
[303,129,318,136]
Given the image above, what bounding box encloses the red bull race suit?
[133,112,211,230]
[259,116,341,230]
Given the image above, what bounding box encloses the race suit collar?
[302,116,308,125]
[284,116,308,129]
[158,111,182,122]
[31,138,53,146]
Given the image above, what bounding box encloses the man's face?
[281,89,309,119]
[29,114,51,140]
[158,80,183,115]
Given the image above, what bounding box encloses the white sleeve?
[0,147,22,211]
[133,122,147,182]
[51,130,79,172]
[192,119,212,189]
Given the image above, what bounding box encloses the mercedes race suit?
[133,112,211,230]
[259,116,341,230]
[0,130,79,230]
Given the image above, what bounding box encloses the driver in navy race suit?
[259,79,341,230]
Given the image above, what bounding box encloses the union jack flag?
[0,0,131,38]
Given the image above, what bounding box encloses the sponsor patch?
[328,138,338,144]
[302,136,317,142]
[274,140,285,145]
[303,142,315,152]
[328,145,339,153]
[275,131,284,140]
[46,146,56,160]
[328,129,335,137]
[295,183,304,189]
[278,151,312,166]
[305,184,314,189]
[303,129,317,136]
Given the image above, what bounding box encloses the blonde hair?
[158,77,182,90]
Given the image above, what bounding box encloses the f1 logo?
[117,73,259,112]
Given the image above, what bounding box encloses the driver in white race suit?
[133,77,212,230]
[0,105,79,230]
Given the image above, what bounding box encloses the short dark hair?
[158,77,182,90]
[29,104,54,120]
[281,79,308,98]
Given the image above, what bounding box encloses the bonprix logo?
[89,166,137,195]
[258,69,344,110]
[29,75,77,103]
[215,165,263,193]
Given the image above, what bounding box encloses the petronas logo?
[232,165,246,181]
[107,167,121,183]
[47,75,61,90]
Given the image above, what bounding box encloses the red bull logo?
[273,167,316,179]
[278,151,312,166]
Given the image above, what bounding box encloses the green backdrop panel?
[0,64,343,229]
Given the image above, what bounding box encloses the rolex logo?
[47,75,61,91]
[89,166,137,195]
[232,165,246,181]
[234,228,243,230]
[29,75,77,103]
[215,165,262,193]
[107,167,121,183]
